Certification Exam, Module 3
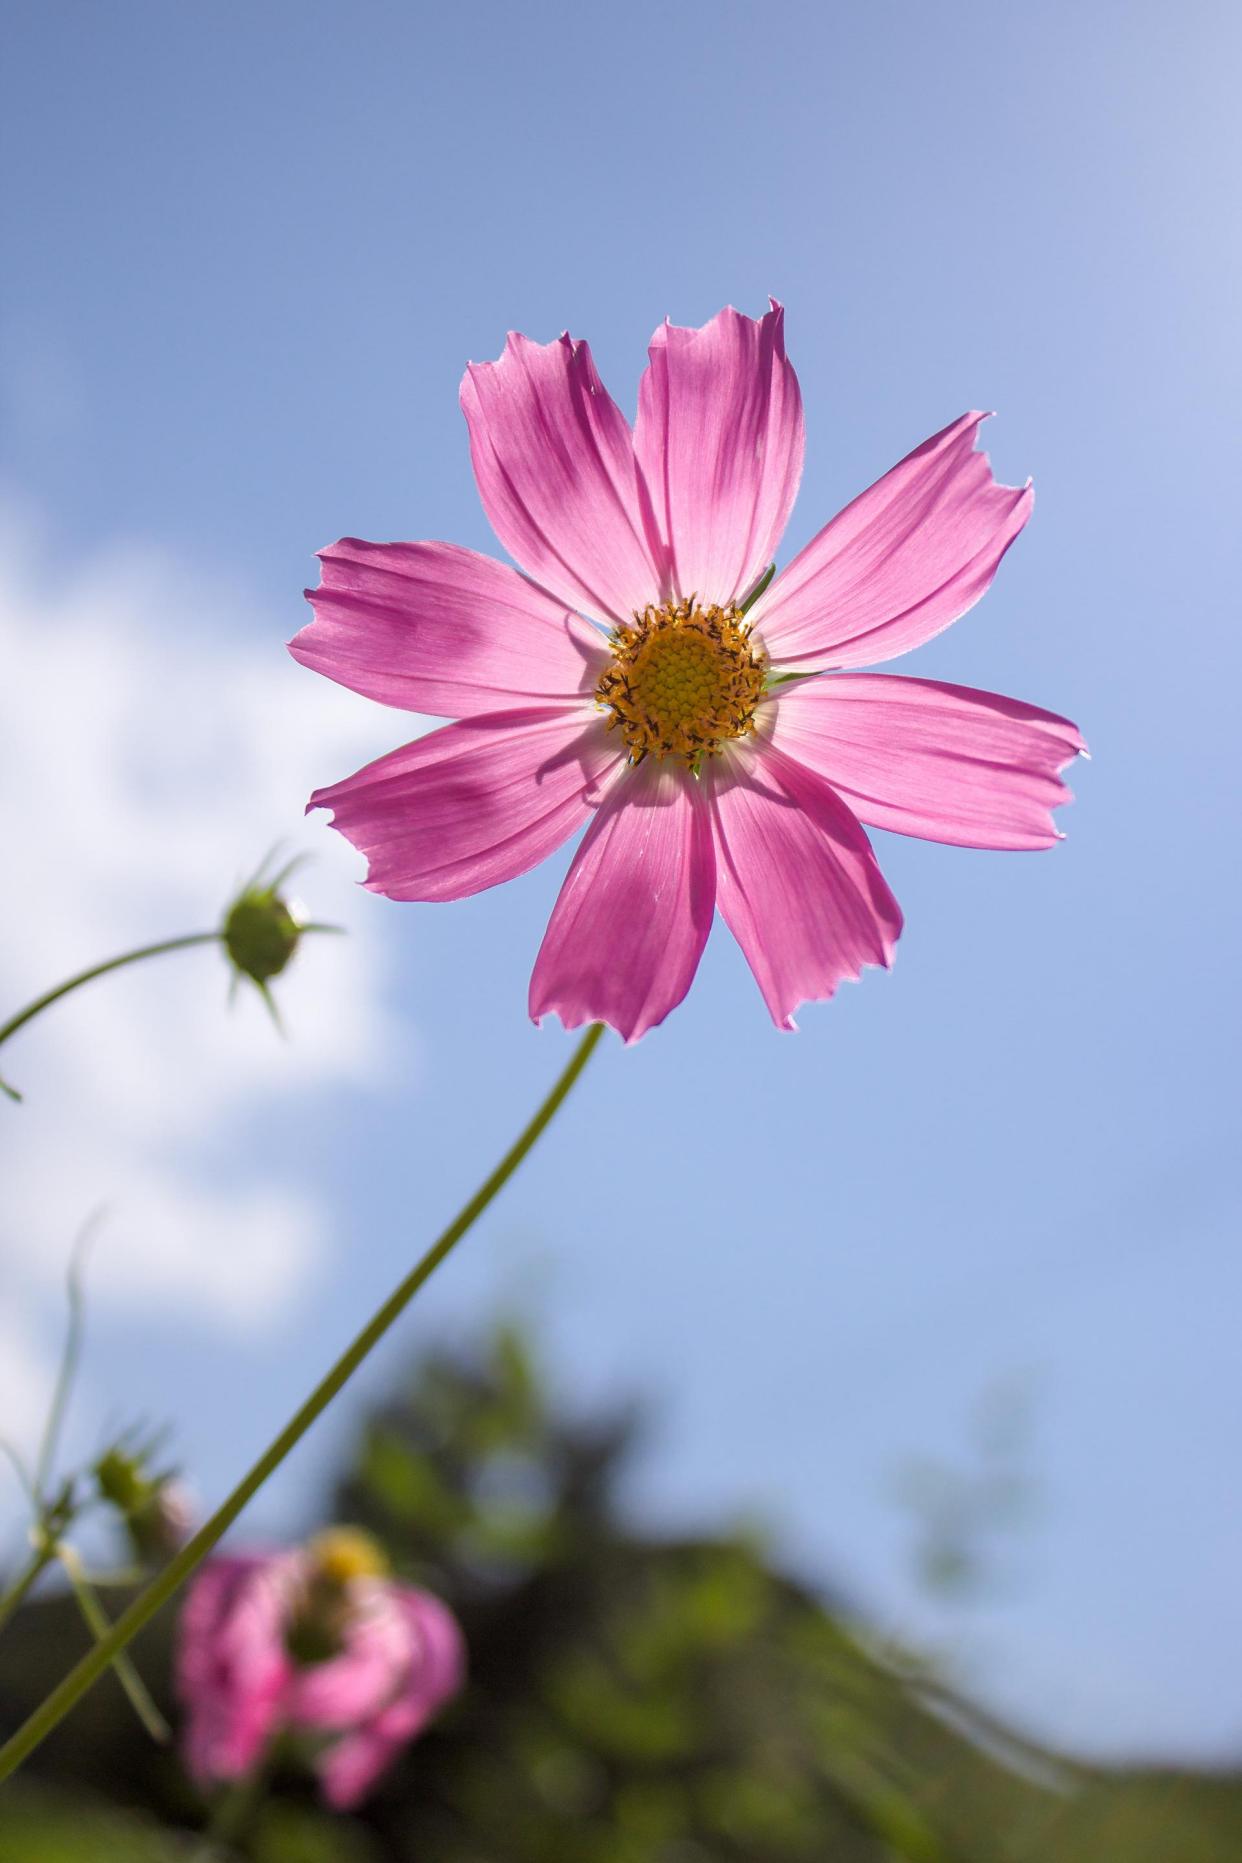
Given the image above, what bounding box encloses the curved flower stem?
[33,1215,101,1502]
[0,932,223,1100]
[0,1021,607,1784]
[0,1545,55,1639]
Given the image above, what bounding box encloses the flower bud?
[128,1477,196,1562]
[219,854,339,1022]
[222,880,303,987]
[94,1445,194,1562]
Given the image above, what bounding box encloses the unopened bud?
[94,1444,194,1562]
[220,854,339,1021]
[129,1477,196,1561]
[222,882,303,987]
[95,1445,148,1514]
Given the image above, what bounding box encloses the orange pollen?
[595,600,768,767]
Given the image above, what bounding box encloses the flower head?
[176,1530,464,1809]
[292,304,1083,1040]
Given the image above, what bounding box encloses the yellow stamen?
[595,600,767,767]
[308,1526,389,1586]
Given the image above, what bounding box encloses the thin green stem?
[0,932,223,1100]
[739,560,776,615]
[0,1544,55,1638]
[191,1765,269,1861]
[0,1440,35,1502]
[34,1215,104,1503]
[57,1547,170,1744]
[0,1021,606,1784]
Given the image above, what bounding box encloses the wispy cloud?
[0,500,420,1413]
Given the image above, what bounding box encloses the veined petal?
[310,709,623,902]
[754,413,1032,667]
[769,675,1085,849]
[529,759,716,1043]
[460,332,664,623]
[634,301,804,606]
[706,743,902,1030]
[291,539,608,718]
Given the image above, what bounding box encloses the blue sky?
[2,0,1240,1759]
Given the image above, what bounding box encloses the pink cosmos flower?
[292,303,1083,1040]
[176,1530,464,1810]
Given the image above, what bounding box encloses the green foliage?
[0,1784,182,1862]
[2,1322,1241,1860]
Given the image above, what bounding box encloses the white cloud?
[0,1296,54,1460]
[0,498,421,1411]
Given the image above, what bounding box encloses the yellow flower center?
[595,600,767,767]
[308,1526,389,1586]
[286,1528,390,1666]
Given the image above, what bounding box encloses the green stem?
[0,1544,55,1638]
[0,932,223,1100]
[34,1216,102,1503]
[192,1764,269,1860]
[58,1548,170,1744]
[0,1021,607,1784]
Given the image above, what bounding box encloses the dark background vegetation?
[1,1327,1238,1862]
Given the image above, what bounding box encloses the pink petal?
[754,413,1032,667]
[314,1590,465,1811]
[529,759,716,1043]
[317,1724,404,1810]
[706,743,902,1030]
[769,675,1085,849]
[309,708,624,903]
[460,332,664,624]
[291,539,608,718]
[633,302,804,607]
[397,1588,467,1708]
[285,1586,409,1732]
[175,1555,293,1786]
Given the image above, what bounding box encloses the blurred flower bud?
[94,1444,148,1514]
[129,1477,196,1562]
[94,1443,194,1563]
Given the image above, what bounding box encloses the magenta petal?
[755,413,1032,667]
[314,1590,465,1811]
[634,302,804,607]
[175,1556,293,1787]
[706,744,902,1030]
[529,760,716,1043]
[285,1589,408,1732]
[460,332,663,623]
[291,539,608,718]
[317,1725,403,1811]
[310,709,624,903]
[769,675,1085,849]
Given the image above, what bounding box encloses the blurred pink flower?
[293,303,1083,1041]
[176,1531,464,1810]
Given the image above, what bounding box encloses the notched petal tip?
[529,1000,661,1046]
